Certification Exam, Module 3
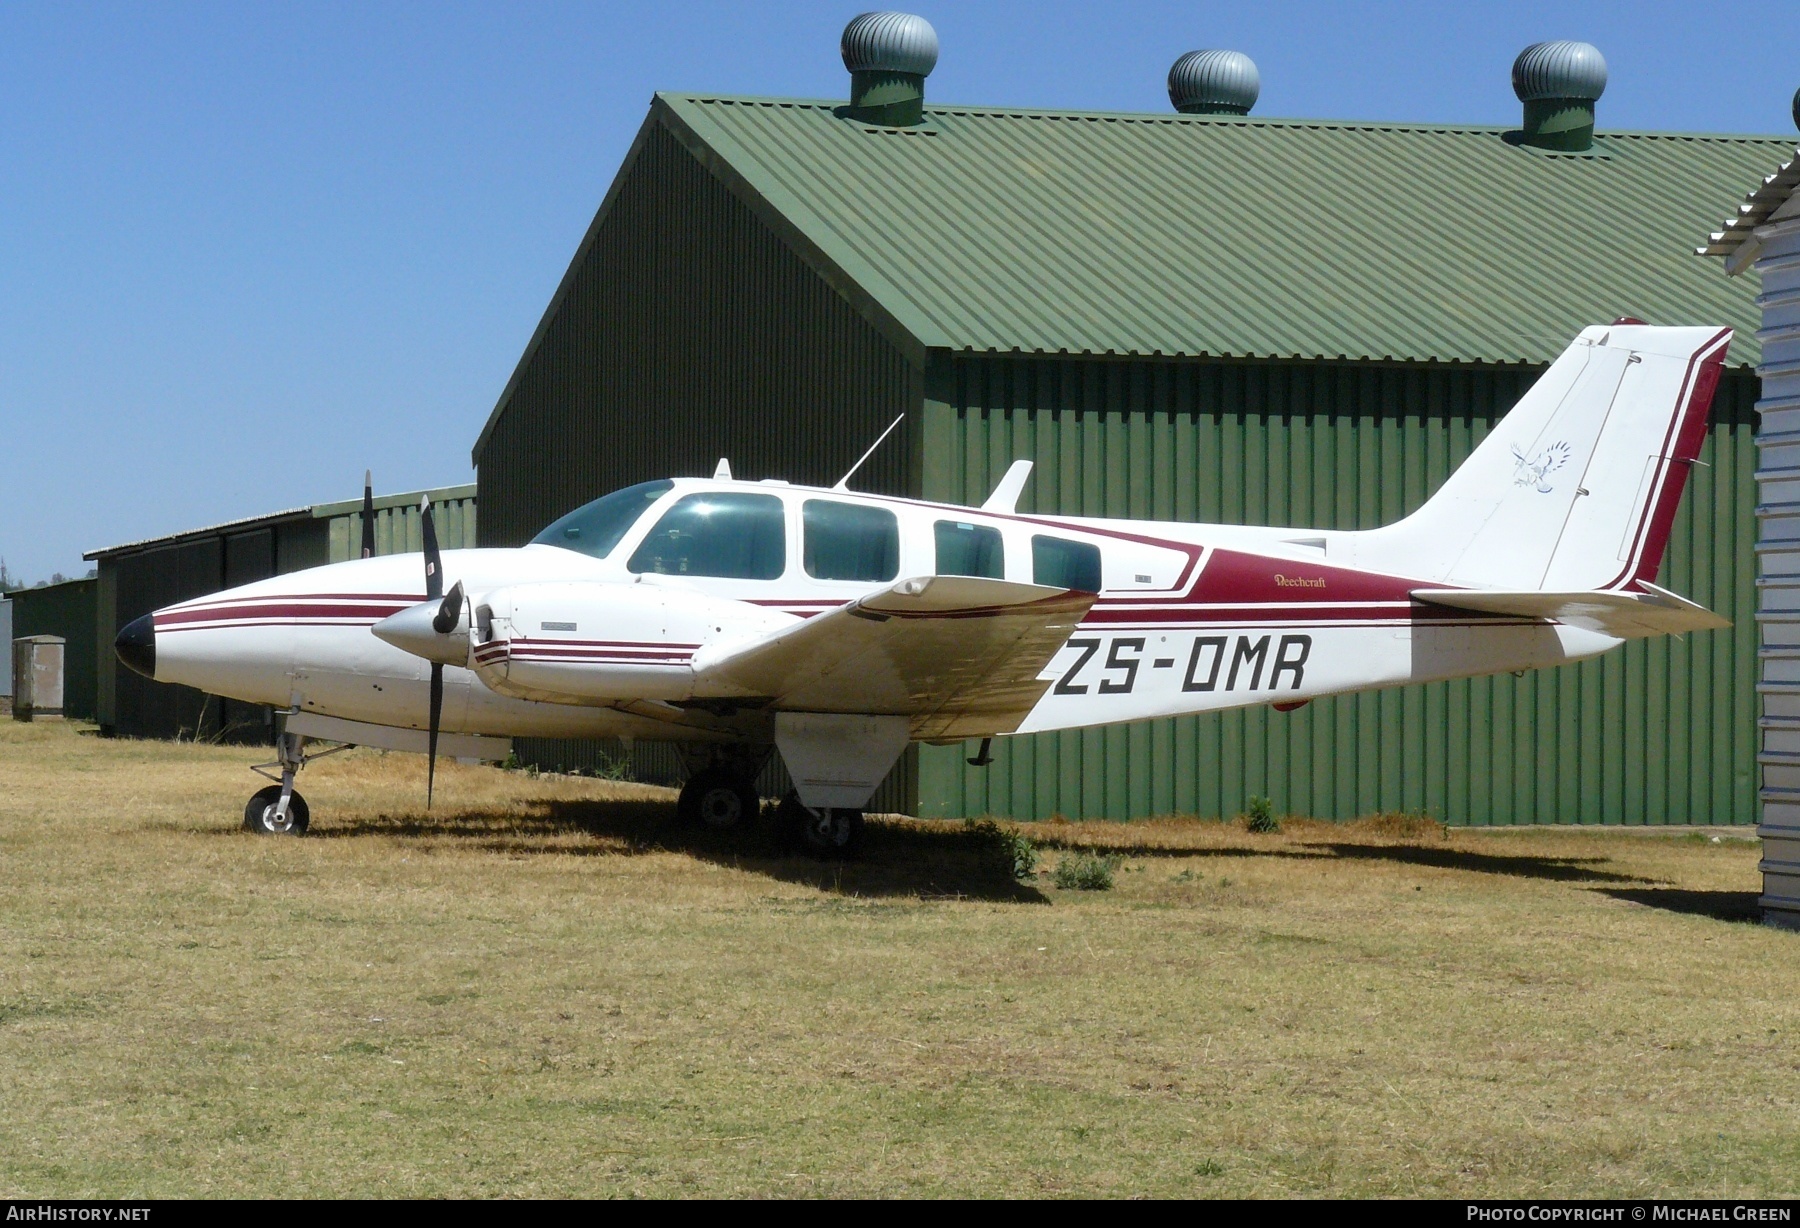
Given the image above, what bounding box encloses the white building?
[1702,123,1800,930]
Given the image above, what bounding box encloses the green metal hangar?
[473,14,1787,825]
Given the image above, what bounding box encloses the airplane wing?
[690,575,1097,739]
[1410,582,1728,639]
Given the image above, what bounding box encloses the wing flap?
[691,575,1096,738]
[1411,582,1729,639]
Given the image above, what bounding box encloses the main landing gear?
[677,767,760,831]
[675,744,772,833]
[673,746,863,858]
[242,730,350,835]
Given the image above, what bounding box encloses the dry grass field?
[0,718,1794,1198]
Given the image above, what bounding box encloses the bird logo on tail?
[1511,441,1571,493]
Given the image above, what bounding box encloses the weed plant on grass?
[1052,852,1120,890]
[0,720,1792,1198]
[964,818,1038,880]
[1244,796,1279,834]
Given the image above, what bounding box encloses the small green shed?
[9,578,98,721]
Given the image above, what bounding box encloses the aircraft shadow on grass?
[304,797,1747,911]
[312,798,1051,904]
[1592,887,1763,923]
[1024,831,1659,887]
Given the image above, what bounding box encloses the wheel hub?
[698,788,743,828]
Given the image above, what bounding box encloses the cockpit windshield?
[531,480,673,559]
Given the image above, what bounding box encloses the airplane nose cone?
[115,613,156,679]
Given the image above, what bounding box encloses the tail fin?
[1360,325,1732,591]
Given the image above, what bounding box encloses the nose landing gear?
[243,728,350,835]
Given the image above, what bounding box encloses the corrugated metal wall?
[324,490,477,563]
[1753,214,1800,923]
[474,118,917,801]
[0,598,12,700]
[105,532,255,740]
[10,578,98,720]
[918,355,1760,826]
[475,121,918,548]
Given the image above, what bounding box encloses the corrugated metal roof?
[1697,146,1800,273]
[85,506,313,560]
[655,94,1789,369]
[84,484,476,560]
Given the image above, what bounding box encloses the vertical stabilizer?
[1355,325,1731,591]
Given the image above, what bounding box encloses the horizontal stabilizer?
[691,575,1096,739]
[1411,582,1729,640]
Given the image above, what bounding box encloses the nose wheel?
[776,791,864,858]
[245,784,310,834]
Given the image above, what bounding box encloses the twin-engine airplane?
[115,324,1732,854]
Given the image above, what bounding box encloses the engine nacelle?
[468,580,795,705]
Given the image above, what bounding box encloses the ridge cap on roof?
[662,93,1794,143]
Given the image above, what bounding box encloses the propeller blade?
[432,580,465,635]
[419,495,448,808]
[420,496,442,601]
[427,661,442,809]
[361,470,375,559]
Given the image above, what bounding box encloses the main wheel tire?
[678,769,759,831]
[777,792,863,858]
[244,784,310,835]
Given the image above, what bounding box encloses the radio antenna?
[832,415,906,491]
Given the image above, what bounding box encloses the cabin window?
[627,492,787,580]
[531,479,673,559]
[934,520,1004,579]
[802,500,899,582]
[1031,535,1102,592]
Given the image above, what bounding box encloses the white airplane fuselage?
[143,483,1617,747]
[122,325,1732,813]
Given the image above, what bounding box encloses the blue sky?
[1,0,1796,584]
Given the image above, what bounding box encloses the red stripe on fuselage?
[160,599,413,621]
[169,592,423,613]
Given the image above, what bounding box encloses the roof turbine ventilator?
[841,11,939,127]
[1512,40,1608,152]
[1167,49,1260,116]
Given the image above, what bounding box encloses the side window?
[1032,535,1103,592]
[803,500,899,582]
[934,520,1004,579]
[627,493,786,579]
